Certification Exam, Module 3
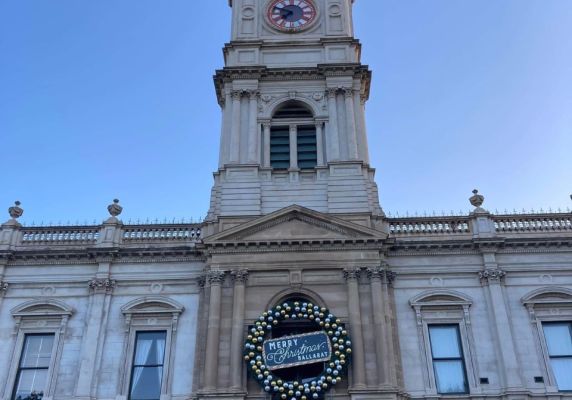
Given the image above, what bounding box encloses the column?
[326,88,340,161]
[229,269,248,390]
[247,90,259,163]
[75,267,116,398]
[203,270,226,390]
[381,269,398,387]
[367,266,397,387]
[315,121,325,166]
[344,88,359,160]
[289,124,298,169]
[262,122,271,168]
[229,91,242,164]
[0,260,7,308]
[355,94,370,164]
[479,263,524,390]
[218,89,232,168]
[344,267,366,389]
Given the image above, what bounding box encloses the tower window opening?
[270,101,317,170]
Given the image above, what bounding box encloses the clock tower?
[208,0,383,230]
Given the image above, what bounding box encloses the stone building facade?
[1,1,571,400]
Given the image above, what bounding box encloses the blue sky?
[1,1,571,225]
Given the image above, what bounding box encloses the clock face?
[267,0,318,32]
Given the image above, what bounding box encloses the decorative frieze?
[478,269,506,285]
[88,278,116,293]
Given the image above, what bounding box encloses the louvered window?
[270,127,290,170]
[297,126,317,169]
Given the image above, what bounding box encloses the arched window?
[270,101,317,170]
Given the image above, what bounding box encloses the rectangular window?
[270,127,290,170]
[428,325,468,394]
[129,331,167,400]
[543,322,572,391]
[12,333,55,400]
[297,125,317,169]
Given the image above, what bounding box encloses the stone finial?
[469,190,485,208]
[8,201,23,220]
[107,199,123,218]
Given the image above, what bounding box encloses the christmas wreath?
[244,300,352,400]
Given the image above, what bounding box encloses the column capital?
[207,270,226,285]
[246,89,259,99]
[326,88,338,98]
[366,267,396,285]
[343,88,355,98]
[0,281,8,296]
[88,278,116,293]
[231,90,243,100]
[260,119,272,128]
[343,267,362,281]
[478,268,506,285]
[231,269,249,284]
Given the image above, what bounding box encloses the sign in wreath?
[244,300,352,400]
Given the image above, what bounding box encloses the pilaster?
[478,249,524,391]
[247,90,259,163]
[229,269,248,391]
[230,91,242,163]
[75,263,117,399]
[344,88,358,160]
[326,88,340,161]
[367,266,398,389]
[343,267,366,389]
[202,269,227,391]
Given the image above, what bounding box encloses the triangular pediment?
[205,205,385,243]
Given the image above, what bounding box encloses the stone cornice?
[388,236,572,255]
[4,246,205,266]
[214,64,371,105]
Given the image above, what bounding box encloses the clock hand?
[274,6,294,18]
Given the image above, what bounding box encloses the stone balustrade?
[21,227,100,245]
[2,223,203,249]
[2,212,571,251]
[493,214,572,233]
[388,217,471,236]
[123,224,202,242]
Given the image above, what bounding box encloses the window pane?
[429,326,462,358]
[134,332,166,367]
[543,324,572,356]
[14,368,48,398]
[20,335,54,368]
[434,360,467,394]
[551,358,572,391]
[130,366,163,400]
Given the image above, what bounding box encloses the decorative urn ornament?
[8,201,23,220]
[107,199,123,218]
[469,189,485,208]
[245,300,351,400]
